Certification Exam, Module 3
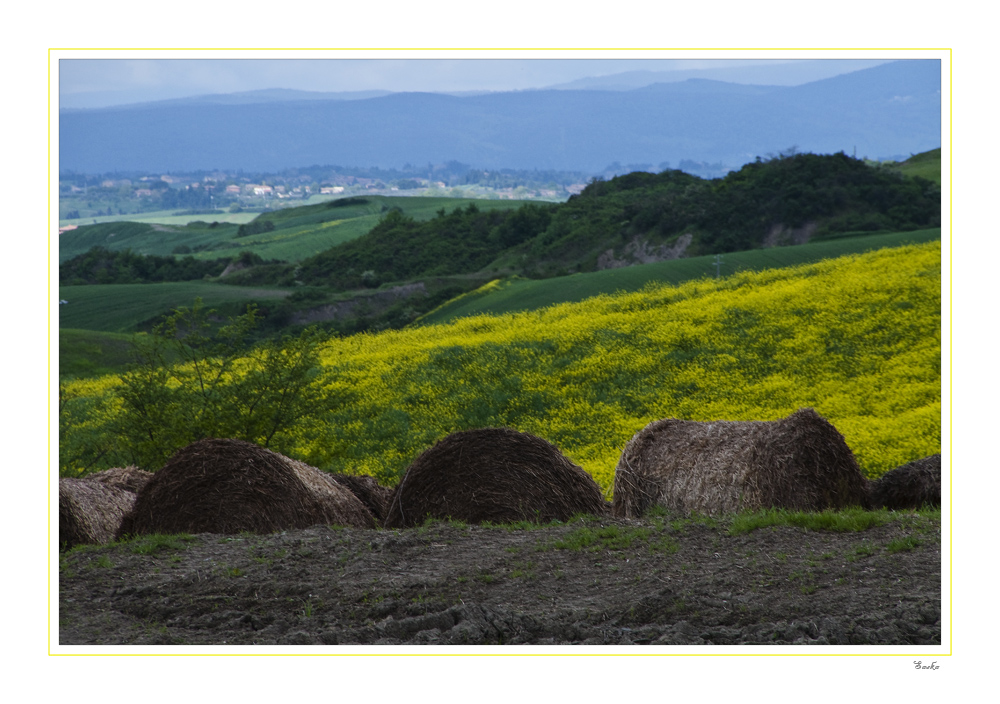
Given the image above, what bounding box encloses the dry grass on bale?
[280,457,381,527]
[329,474,394,522]
[59,478,137,549]
[612,408,871,518]
[87,465,154,494]
[117,438,375,538]
[869,454,941,510]
[383,427,609,528]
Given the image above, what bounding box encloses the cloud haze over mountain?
[60,58,894,109]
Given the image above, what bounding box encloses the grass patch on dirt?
[886,535,923,554]
[481,517,579,531]
[85,554,115,569]
[729,508,892,534]
[728,506,940,535]
[415,517,471,533]
[494,519,562,531]
[643,507,721,533]
[547,525,655,552]
[117,533,199,556]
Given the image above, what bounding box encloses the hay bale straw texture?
[612,408,871,517]
[869,454,941,510]
[59,478,137,549]
[117,438,375,537]
[383,427,609,528]
[88,466,154,493]
[329,474,394,522]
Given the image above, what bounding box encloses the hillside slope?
[296,152,940,288]
[419,228,941,325]
[61,242,941,487]
[59,196,529,263]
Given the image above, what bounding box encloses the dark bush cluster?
[59,246,230,285]
[235,219,276,238]
[295,153,939,289]
[534,152,940,265]
[296,203,554,289]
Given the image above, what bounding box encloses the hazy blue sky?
[59,57,895,108]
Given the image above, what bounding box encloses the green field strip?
[60,196,533,264]
[58,282,290,333]
[233,214,385,261]
[420,229,942,325]
[59,222,235,262]
[58,210,260,229]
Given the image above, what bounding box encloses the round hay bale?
[612,408,871,517]
[382,427,609,528]
[279,456,381,527]
[869,454,941,510]
[117,438,375,537]
[59,478,136,549]
[329,474,394,522]
[87,466,154,494]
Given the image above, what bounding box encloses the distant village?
[68,171,588,199]
[58,166,593,224]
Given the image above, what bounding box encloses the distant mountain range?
[59,88,396,111]
[59,60,941,175]
[543,59,895,90]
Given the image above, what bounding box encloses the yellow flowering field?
[60,242,941,491]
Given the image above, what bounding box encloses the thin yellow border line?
[49,47,952,51]
[48,48,53,657]
[948,49,953,650]
[48,651,945,657]
[49,47,952,658]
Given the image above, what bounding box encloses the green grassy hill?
[59,196,531,264]
[57,152,942,366]
[419,228,942,325]
[57,282,290,333]
[885,148,942,184]
[511,151,941,277]
[59,220,235,263]
[292,152,941,291]
[60,209,260,228]
[60,242,941,484]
